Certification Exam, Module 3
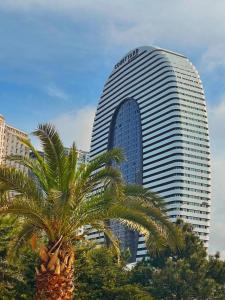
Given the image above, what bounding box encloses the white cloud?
[51,106,95,151]
[201,44,225,72]
[2,0,225,74]
[1,0,225,47]
[46,85,69,101]
[208,98,225,156]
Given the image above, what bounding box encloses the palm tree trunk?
[35,242,74,300]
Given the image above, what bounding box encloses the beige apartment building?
[0,115,29,171]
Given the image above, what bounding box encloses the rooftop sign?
[114,49,139,70]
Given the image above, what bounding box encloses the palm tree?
[0,124,181,299]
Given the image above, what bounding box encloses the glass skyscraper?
[89,46,211,261]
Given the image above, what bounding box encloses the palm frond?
[68,166,123,209]
[121,192,183,250]
[82,148,124,180]
[85,221,121,263]
[20,137,48,176]
[32,123,66,189]
[0,166,42,202]
[108,205,169,252]
[124,184,165,208]
[0,200,54,241]
[64,142,78,188]
[65,195,111,233]
[6,154,49,192]
[7,221,41,261]
[85,166,123,190]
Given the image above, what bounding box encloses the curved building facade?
[89,46,211,261]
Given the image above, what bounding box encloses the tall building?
[89,46,211,261]
[0,115,29,171]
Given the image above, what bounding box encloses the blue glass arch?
[108,98,142,261]
[108,97,142,185]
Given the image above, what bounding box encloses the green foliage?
[0,215,15,256]
[129,221,225,300]
[74,247,127,299]
[207,252,225,284]
[146,219,206,268]
[18,248,38,297]
[0,220,225,300]
[73,246,154,300]
[0,216,37,299]
[105,284,154,300]
[149,257,215,300]
[0,258,25,300]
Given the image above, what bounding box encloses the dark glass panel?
[108,98,142,262]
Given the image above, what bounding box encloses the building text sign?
[114,49,139,70]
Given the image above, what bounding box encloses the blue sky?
[1,0,225,256]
